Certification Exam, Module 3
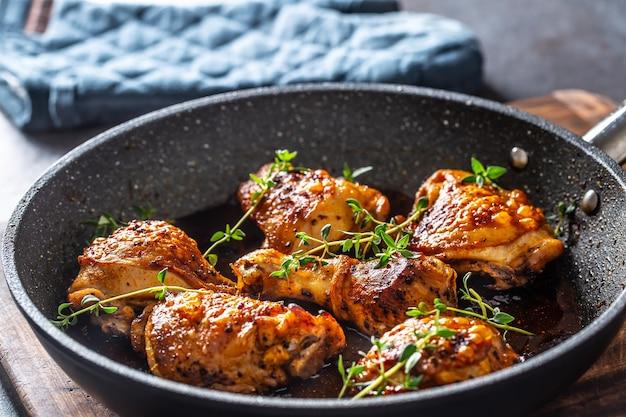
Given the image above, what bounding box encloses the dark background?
[404,0,626,101]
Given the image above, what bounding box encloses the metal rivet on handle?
[510,147,528,169]
[581,189,599,214]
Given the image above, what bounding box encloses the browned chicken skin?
[68,220,233,336]
[131,291,345,393]
[354,316,518,395]
[232,248,457,336]
[410,170,564,289]
[238,165,390,253]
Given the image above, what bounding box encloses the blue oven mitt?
[0,0,482,131]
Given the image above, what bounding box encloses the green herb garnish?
[339,274,532,399]
[406,273,532,336]
[51,268,211,329]
[272,197,429,278]
[340,305,456,399]
[337,356,366,398]
[133,205,157,221]
[462,157,507,188]
[551,201,576,236]
[202,149,299,265]
[84,214,121,241]
[83,204,157,241]
[342,163,373,183]
[269,253,321,279]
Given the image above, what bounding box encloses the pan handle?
[583,100,626,164]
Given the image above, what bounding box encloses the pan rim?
[3,82,626,412]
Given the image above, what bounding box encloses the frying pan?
[2,84,626,417]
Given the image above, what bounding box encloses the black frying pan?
[2,84,626,417]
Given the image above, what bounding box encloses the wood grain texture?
[0,246,117,417]
[509,89,617,136]
[531,324,626,417]
[0,90,622,417]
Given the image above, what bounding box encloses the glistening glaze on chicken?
[68,220,233,336]
[238,165,390,253]
[410,170,564,289]
[233,248,457,336]
[131,291,345,393]
[354,316,519,395]
[63,161,574,398]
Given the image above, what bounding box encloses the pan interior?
[8,87,626,392]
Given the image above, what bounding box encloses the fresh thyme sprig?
[339,274,532,399]
[270,196,429,278]
[153,268,168,300]
[337,357,365,398]
[406,273,533,336]
[339,306,456,399]
[84,214,122,241]
[550,200,577,236]
[269,253,322,279]
[133,205,157,221]
[342,163,373,183]
[83,204,157,241]
[372,225,415,268]
[314,196,427,260]
[462,157,507,188]
[51,268,211,329]
[203,149,298,265]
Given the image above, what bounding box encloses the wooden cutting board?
[0,89,623,417]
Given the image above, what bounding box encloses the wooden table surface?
[0,90,624,416]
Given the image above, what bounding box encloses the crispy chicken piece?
[410,170,564,289]
[131,291,345,393]
[68,220,233,336]
[354,316,518,395]
[232,248,457,336]
[238,165,390,253]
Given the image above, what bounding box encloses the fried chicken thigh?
[410,170,564,289]
[130,291,345,393]
[232,248,457,336]
[238,165,390,253]
[354,316,518,395]
[68,220,233,336]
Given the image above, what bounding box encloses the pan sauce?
[68,190,582,398]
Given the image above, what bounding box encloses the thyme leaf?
[342,163,373,183]
[277,196,429,278]
[337,355,366,398]
[83,204,157,242]
[269,252,326,279]
[341,275,532,399]
[52,268,211,329]
[462,157,507,189]
[407,273,533,337]
[341,307,455,399]
[154,268,169,300]
[203,149,299,263]
[551,200,577,236]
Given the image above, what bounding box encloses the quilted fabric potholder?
[0,0,482,131]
